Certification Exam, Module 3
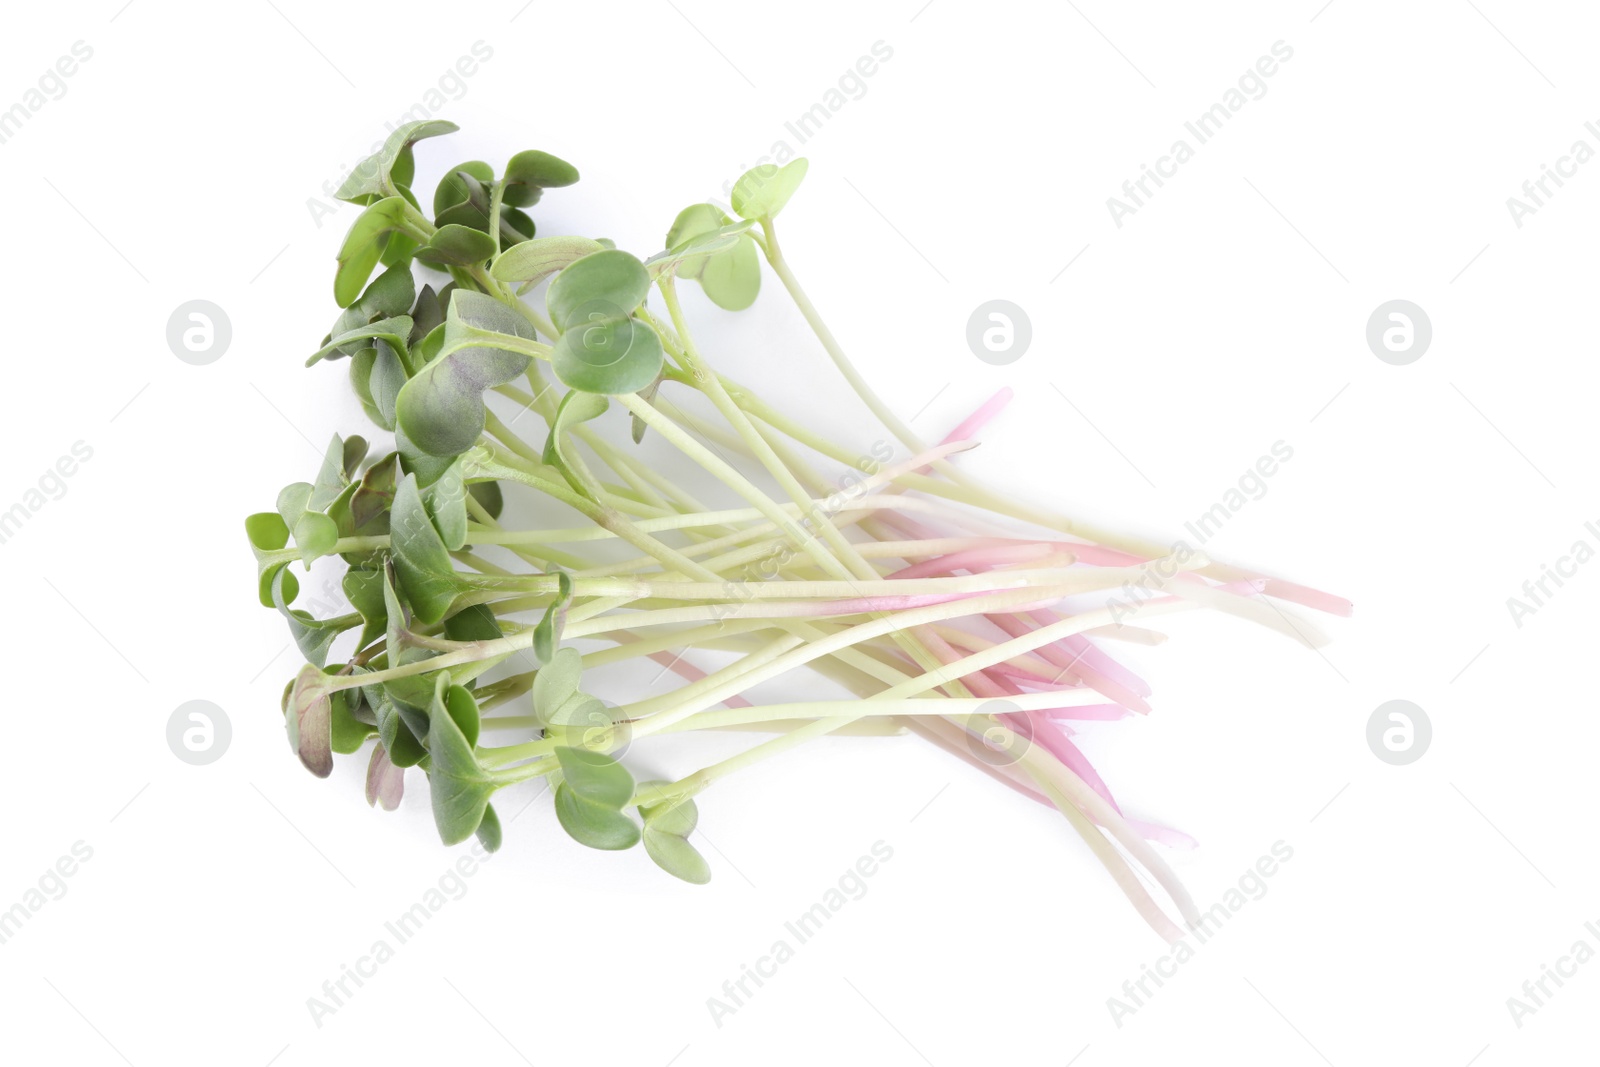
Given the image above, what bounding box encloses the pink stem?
[887,542,1056,580]
[916,627,1123,814]
[931,387,1013,457]
[988,612,1152,714]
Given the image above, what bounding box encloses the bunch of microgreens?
[245,121,1348,942]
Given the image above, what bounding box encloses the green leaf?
[443,603,502,643]
[337,120,459,204]
[433,161,495,216]
[350,452,399,530]
[413,322,446,369]
[366,678,427,768]
[630,375,663,444]
[664,204,726,281]
[490,235,605,294]
[409,284,445,343]
[532,570,573,664]
[331,690,376,754]
[638,786,700,836]
[433,167,535,247]
[554,745,634,808]
[475,802,503,851]
[292,511,338,567]
[501,149,580,207]
[285,664,335,778]
[546,249,651,331]
[342,436,369,479]
[380,562,436,698]
[324,483,366,552]
[336,197,414,308]
[351,347,379,416]
[378,229,419,269]
[394,290,534,456]
[276,482,313,531]
[395,422,457,488]
[433,188,485,230]
[415,224,498,267]
[258,562,298,610]
[426,677,500,846]
[422,458,469,551]
[246,511,290,552]
[542,691,622,762]
[698,234,761,311]
[468,479,503,520]
[442,677,481,748]
[246,512,292,607]
[532,645,582,717]
[637,783,709,883]
[642,828,712,884]
[327,264,417,362]
[554,783,640,850]
[544,694,609,733]
[546,250,660,393]
[343,565,388,648]
[389,473,467,624]
[731,158,809,220]
[499,206,536,246]
[271,567,356,667]
[384,676,436,746]
[652,212,756,280]
[310,435,353,511]
[659,205,760,308]
[309,316,413,368]
[542,389,609,469]
[552,315,662,395]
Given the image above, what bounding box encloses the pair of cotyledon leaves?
[643,158,809,314]
[550,745,712,883]
[426,151,575,261]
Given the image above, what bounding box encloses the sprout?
[245,126,1349,941]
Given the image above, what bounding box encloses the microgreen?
[247,125,1348,932]
[394,290,536,456]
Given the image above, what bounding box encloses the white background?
[1,1,1595,1064]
